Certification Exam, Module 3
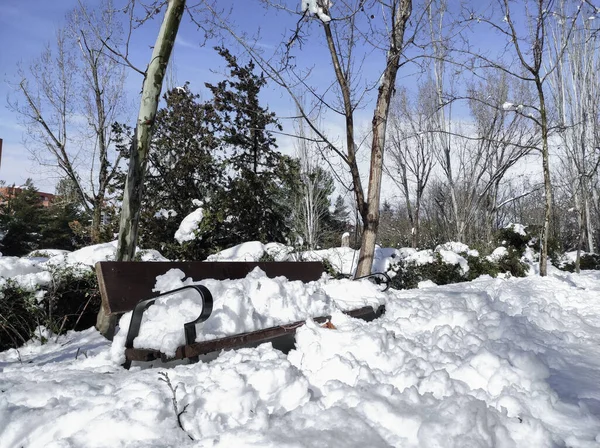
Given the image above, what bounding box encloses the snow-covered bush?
[495,223,531,256]
[389,245,528,290]
[464,254,500,280]
[0,279,41,351]
[0,263,100,351]
[389,252,465,290]
[561,253,600,272]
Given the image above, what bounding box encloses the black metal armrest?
[124,284,214,351]
[352,272,391,292]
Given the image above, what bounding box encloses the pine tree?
[137,83,222,259]
[0,180,47,256]
[321,195,352,248]
[205,47,294,246]
[40,201,84,251]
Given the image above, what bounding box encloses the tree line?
[7,0,600,276]
[1,48,351,257]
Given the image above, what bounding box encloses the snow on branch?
[301,0,332,23]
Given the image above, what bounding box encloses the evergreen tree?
[39,201,85,251]
[137,83,222,259]
[378,200,401,247]
[205,47,294,246]
[0,180,47,256]
[321,195,352,248]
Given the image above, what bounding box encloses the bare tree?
[208,0,415,276]
[293,116,333,249]
[466,72,540,242]
[9,0,126,243]
[386,84,436,248]
[548,3,600,270]
[465,0,583,275]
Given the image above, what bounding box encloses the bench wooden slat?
[96,261,325,314]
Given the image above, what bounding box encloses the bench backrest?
[96,261,325,314]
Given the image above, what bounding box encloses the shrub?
[496,248,529,277]
[389,247,529,290]
[465,255,499,281]
[0,264,101,351]
[562,253,600,272]
[0,280,42,351]
[43,265,101,334]
[495,225,530,256]
[390,253,465,290]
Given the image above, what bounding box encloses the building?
[0,186,55,207]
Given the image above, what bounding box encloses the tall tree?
[548,4,600,270]
[203,0,414,276]
[303,0,413,276]
[116,0,186,263]
[10,0,127,243]
[138,84,221,259]
[205,47,296,246]
[467,0,583,275]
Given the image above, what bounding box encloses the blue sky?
[0,0,343,193]
[1,0,80,191]
[0,0,521,196]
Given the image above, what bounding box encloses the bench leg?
[96,306,118,341]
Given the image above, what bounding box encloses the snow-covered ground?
[2,242,600,446]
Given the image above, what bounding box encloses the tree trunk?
[97,0,185,338]
[354,0,412,277]
[538,80,552,277]
[91,199,103,243]
[116,0,186,262]
[575,191,583,273]
[584,194,594,253]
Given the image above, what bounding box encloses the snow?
[175,206,204,244]
[40,241,168,269]
[505,222,527,236]
[488,246,509,261]
[154,208,177,219]
[3,247,600,445]
[437,249,469,274]
[0,256,42,279]
[206,241,292,262]
[404,248,435,266]
[301,0,331,22]
[436,241,469,254]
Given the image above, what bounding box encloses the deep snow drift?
[2,243,600,446]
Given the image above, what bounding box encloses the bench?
[95,261,387,369]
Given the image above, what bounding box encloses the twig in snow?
[158,371,194,440]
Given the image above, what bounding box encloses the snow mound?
[207,241,293,262]
[175,207,204,243]
[42,241,168,269]
[3,270,600,445]
[0,256,43,278]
